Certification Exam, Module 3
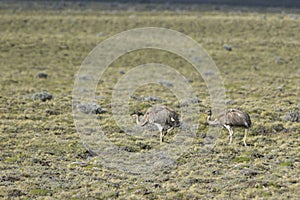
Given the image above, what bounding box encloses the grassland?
[1,2,300,199]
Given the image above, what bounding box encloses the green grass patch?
[279,161,293,167]
[29,189,52,196]
[232,156,251,163]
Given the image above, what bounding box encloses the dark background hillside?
[3,0,300,9]
[96,0,300,8]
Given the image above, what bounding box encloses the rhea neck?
[135,114,140,125]
[207,115,212,122]
[134,114,147,126]
[207,110,213,122]
[207,111,218,125]
[132,114,140,124]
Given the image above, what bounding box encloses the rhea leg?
[161,127,175,143]
[167,127,174,134]
[160,130,164,144]
[224,125,234,144]
[156,124,164,144]
[243,129,248,146]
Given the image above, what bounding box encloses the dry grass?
[0,2,299,199]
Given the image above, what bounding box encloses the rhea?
[133,105,180,144]
[207,109,252,146]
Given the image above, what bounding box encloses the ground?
[0,2,300,199]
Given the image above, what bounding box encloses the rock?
[190,97,201,104]
[289,14,298,20]
[36,72,48,78]
[70,161,89,167]
[134,188,150,195]
[159,80,173,87]
[223,44,232,51]
[277,85,284,92]
[254,124,268,134]
[130,95,141,101]
[261,15,267,20]
[96,32,105,37]
[76,102,106,114]
[252,65,259,71]
[119,70,126,74]
[192,56,202,62]
[130,95,164,102]
[32,91,53,101]
[137,142,151,150]
[252,150,264,158]
[120,146,137,152]
[8,189,24,197]
[129,14,136,19]
[284,109,300,122]
[203,70,215,76]
[180,97,201,107]
[226,100,236,105]
[77,75,94,81]
[241,169,261,177]
[275,56,283,65]
[186,79,193,83]
[272,123,287,133]
[1,176,20,182]
[45,109,59,115]
[143,96,164,102]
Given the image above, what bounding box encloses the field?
[1,2,300,199]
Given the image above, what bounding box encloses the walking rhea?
[133,105,180,144]
[207,108,252,146]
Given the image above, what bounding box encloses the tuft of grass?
[232,156,251,163]
[29,189,52,196]
[279,161,293,167]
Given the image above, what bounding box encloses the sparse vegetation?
[0,1,299,199]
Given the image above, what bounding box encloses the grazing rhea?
[207,109,252,146]
[133,105,180,144]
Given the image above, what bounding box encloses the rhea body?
[207,109,252,146]
[134,105,180,144]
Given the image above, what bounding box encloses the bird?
[206,108,252,146]
[132,105,180,144]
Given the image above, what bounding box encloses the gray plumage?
[134,105,180,143]
[207,109,252,146]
